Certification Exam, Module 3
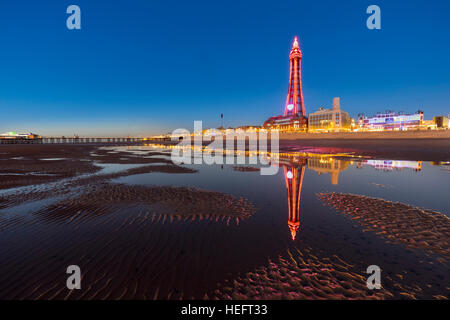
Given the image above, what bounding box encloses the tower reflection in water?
[281,156,350,240]
[283,163,306,241]
[279,155,423,240]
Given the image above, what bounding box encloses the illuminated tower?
[284,37,306,117]
[283,165,306,240]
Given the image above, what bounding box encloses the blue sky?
[0,0,449,136]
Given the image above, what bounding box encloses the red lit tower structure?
[285,37,305,117]
[263,37,307,131]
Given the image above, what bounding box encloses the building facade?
[0,132,42,144]
[433,116,449,128]
[358,111,424,131]
[308,97,351,132]
[263,114,308,131]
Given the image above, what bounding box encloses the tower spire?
[292,36,299,49]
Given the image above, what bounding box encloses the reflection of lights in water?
[143,143,367,165]
[286,170,293,179]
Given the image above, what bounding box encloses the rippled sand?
[0,145,260,299]
[318,193,450,262]
[0,182,256,300]
[36,183,256,224]
[213,247,389,300]
[1,145,448,300]
[0,144,181,190]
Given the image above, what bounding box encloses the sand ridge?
[318,193,450,262]
[213,247,389,300]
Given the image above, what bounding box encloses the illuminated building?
[0,132,42,143]
[433,116,449,128]
[358,111,424,131]
[307,156,350,185]
[263,37,307,131]
[361,160,422,171]
[308,97,351,132]
[283,164,305,240]
[422,120,437,130]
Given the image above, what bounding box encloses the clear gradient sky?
[0,0,449,136]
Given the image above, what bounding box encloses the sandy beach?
[0,144,448,300]
[0,144,258,299]
[213,246,390,300]
[318,193,450,262]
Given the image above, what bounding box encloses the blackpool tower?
[263,36,307,131]
[284,37,306,117]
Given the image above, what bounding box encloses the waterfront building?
[263,37,308,132]
[433,116,449,128]
[358,111,424,131]
[308,97,351,132]
[422,120,437,130]
[234,125,262,132]
[0,131,42,143]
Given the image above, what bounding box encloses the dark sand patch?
[89,148,172,165]
[0,145,177,190]
[0,145,196,211]
[35,183,256,224]
[0,163,197,211]
[0,184,256,300]
[318,193,450,262]
[213,247,389,300]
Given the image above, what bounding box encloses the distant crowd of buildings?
[260,95,448,133]
[263,96,448,133]
[271,96,448,133]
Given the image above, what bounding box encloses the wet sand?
[0,144,260,299]
[36,183,256,224]
[0,183,256,300]
[0,145,197,210]
[0,144,197,190]
[318,193,450,262]
[0,145,100,189]
[0,144,448,300]
[0,144,187,190]
[213,247,389,300]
